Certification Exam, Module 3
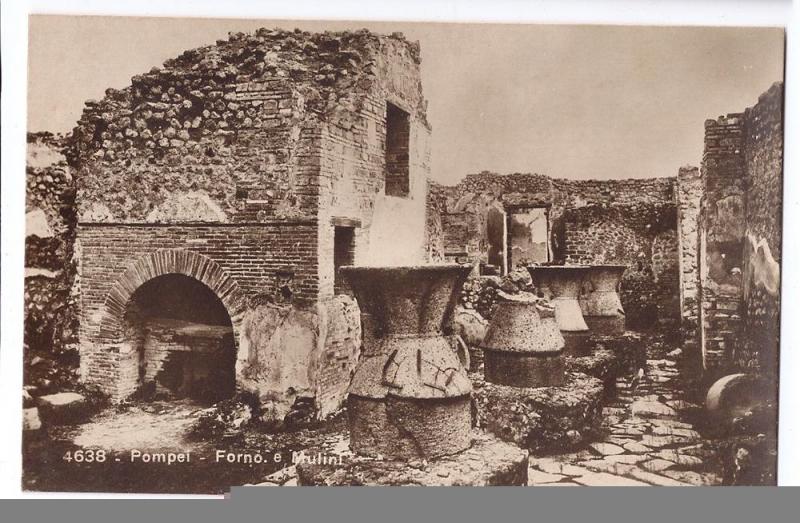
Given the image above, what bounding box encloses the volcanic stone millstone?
[480,295,566,388]
[340,265,474,461]
[472,371,605,454]
[347,395,473,460]
[483,350,566,388]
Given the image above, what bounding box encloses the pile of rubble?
[24,132,89,435]
[25,133,78,357]
[459,268,536,319]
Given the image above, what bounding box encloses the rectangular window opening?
[334,226,356,294]
[385,102,410,198]
[507,207,550,271]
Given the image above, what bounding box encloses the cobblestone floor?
[32,335,726,490]
[528,343,723,486]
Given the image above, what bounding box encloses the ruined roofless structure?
[68,28,434,419]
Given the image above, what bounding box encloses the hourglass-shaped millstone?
[526,265,592,354]
[480,291,566,387]
[580,264,627,335]
[339,265,474,461]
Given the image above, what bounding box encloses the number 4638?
[63,449,107,463]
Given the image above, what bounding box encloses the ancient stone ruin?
[23,25,783,489]
[66,28,437,420]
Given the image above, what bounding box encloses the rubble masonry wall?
[428,174,679,327]
[742,83,783,377]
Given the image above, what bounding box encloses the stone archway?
[96,249,247,401]
[99,250,244,339]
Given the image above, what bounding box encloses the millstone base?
[348,394,472,461]
[584,315,626,336]
[471,371,604,455]
[566,348,625,397]
[562,331,592,355]
[297,431,528,486]
[587,331,647,374]
[484,349,566,387]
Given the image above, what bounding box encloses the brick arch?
[98,249,246,344]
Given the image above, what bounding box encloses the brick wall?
[424,179,446,262]
[76,222,318,399]
[690,82,783,378]
[699,114,746,374]
[429,173,675,264]
[24,133,80,394]
[25,134,77,355]
[68,30,426,225]
[316,35,431,298]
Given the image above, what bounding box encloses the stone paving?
[528,345,723,486]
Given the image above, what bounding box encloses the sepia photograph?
[20,14,784,493]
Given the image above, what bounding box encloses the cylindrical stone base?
[484,350,566,387]
[347,394,472,461]
[562,331,592,356]
[584,315,626,336]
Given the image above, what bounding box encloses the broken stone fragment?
[589,442,625,456]
[453,306,488,347]
[26,208,54,239]
[37,392,88,425]
[667,348,682,359]
[705,373,760,418]
[472,371,604,454]
[23,388,35,407]
[630,399,677,419]
[23,408,42,431]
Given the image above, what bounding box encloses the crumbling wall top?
[68,28,424,168]
[67,28,428,223]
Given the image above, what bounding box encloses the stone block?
[630,399,677,420]
[23,408,42,431]
[347,395,472,461]
[472,371,604,454]
[37,392,89,425]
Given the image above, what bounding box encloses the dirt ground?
[23,400,348,494]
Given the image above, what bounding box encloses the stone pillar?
[699,115,746,376]
[676,166,702,363]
